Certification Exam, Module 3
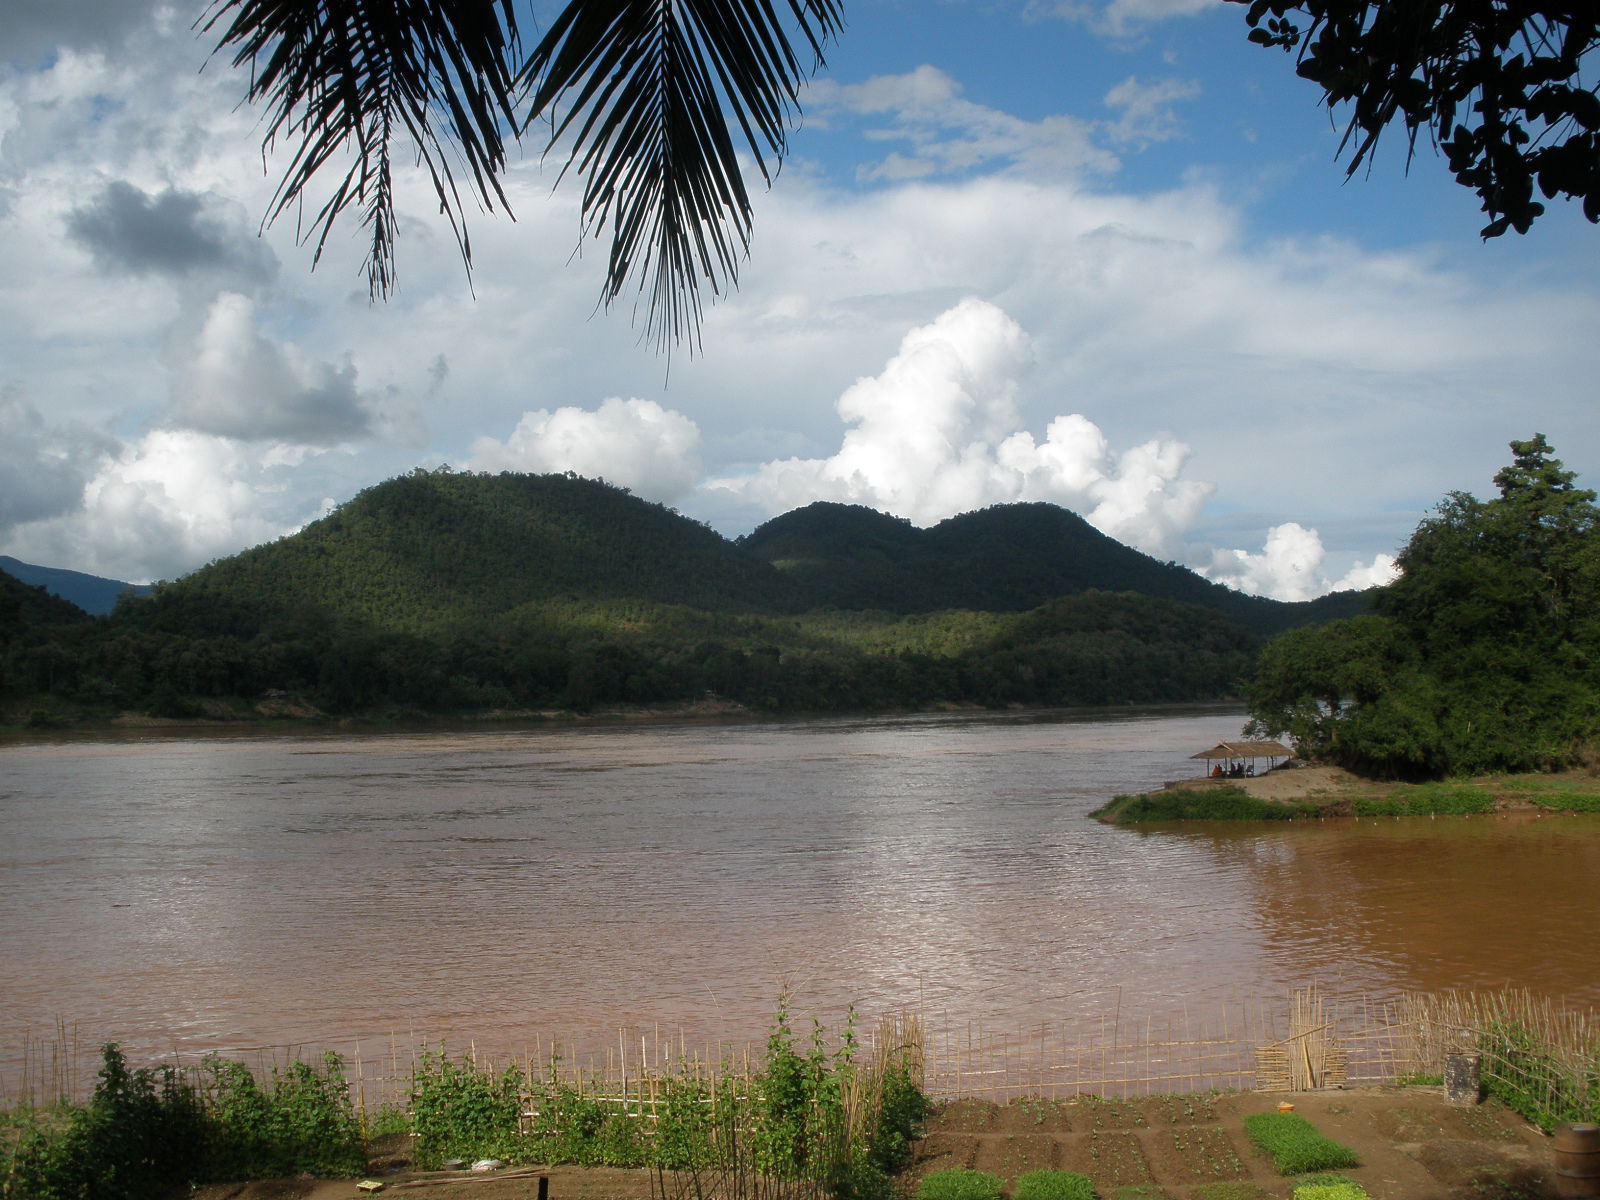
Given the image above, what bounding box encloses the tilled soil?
[192,1086,1567,1200]
[909,1088,1558,1200]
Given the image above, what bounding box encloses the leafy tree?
[204,0,1595,350]
[1247,434,1600,777]
[1234,0,1600,238]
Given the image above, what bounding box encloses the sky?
[1,1,1595,602]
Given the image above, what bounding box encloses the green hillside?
[744,501,1371,633]
[127,470,798,636]
[3,470,1369,724]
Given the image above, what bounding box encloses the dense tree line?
[2,588,1254,724]
[1246,435,1600,777]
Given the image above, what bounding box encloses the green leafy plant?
[917,1168,1005,1200]
[409,1048,524,1169]
[1242,1111,1359,1175]
[1477,1018,1600,1132]
[3,1045,206,1200]
[1013,1169,1096,1200]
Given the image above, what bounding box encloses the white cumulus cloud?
[467,397,703,503]
[3,429,312,583]
[1202,522,1399,601]
[712,298,1398,599]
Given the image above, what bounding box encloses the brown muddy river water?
[2,706,1597,1095]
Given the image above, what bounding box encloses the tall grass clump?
[1012,1169,1095,1200]
[916,1169,1004,1200]
[652,1005,928,1200]
[1242,1112,1359,1175]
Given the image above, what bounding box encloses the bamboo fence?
[4,989,1592,1114]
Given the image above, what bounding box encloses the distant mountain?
[742,501,1371,634]
[124,470,799,636]
[0,556,147,616]
[0,565,92,639]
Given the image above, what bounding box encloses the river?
[2,705,1596,1096]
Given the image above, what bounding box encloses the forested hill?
[742,501,1372,635]
[6,470,1377,721]
[130,471,800,634]
[123,471,1370,637]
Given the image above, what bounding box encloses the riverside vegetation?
[1095,436,1600,819]
[0,472,1366,727]
[5,994,1595,1199]
[1,1006,929,1200]
[1089,772,1600,824]
[1244,435,1600,780]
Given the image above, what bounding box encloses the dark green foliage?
[204,1053,366,1180]
[917,1169,1005,1200]
[128,470,798,636]
[1,1046,366,1199]
[1232,0,1599,237]
[1013,1169,1097,1200]
[743,501,1369,636]
[1241,1112,1359,1175]
[409,1049,525,1169]
[0,565,92,635]
[2,1045,207,1200]
[1248,436,1600,779]
[1092,785,1322,823]
[1477,1021,1600,1133]
[867,1057,929,1175]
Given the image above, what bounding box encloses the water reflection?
[1154,814,1600,1003]
[2,707,1596,1091]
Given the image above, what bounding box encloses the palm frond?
[522,0,844,352]
[202,0,523,297]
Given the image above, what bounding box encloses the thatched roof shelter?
[1190,740,1294,767]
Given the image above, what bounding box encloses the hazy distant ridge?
[0,555,148,616]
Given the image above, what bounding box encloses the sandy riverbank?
[1148,762,1600,813]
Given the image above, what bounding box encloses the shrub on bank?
[1,1045,363,1200]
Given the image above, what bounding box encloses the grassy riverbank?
[1089,766,1600,824]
